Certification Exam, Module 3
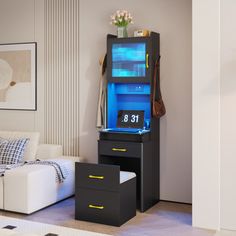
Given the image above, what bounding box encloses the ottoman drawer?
[75,188,120,226]
[76,163,120,191]
[98,140,142,158]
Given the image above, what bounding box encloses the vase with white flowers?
[110,10,134,38]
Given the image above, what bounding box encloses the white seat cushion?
[0,131,40,161]
[120,171,136,184]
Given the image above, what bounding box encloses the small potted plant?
[110,10,134,38]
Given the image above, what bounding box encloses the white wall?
[220,0,236,231]
[79,0,192,203]
[192,0,221,230]
[0,0,45,141]
[193,0,236,231]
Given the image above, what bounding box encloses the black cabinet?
[107,35,155,84]
[98,32,160,213]
[98,126,159,213]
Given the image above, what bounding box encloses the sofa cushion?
[0,138,29,164]
[36,144,63,160]
[0,131,40,161]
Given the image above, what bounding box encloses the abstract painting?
[0,42,37,110]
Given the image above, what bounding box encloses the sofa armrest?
[36,144,63,160]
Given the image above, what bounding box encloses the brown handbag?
[152,57,166,118]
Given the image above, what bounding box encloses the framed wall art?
[0,42,37,110]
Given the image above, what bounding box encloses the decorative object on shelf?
[0,42,37,110]
[134,29,150,37]
[110,10,133,38]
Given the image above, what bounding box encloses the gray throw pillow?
[0,138,29,164]
[0,137,7,146]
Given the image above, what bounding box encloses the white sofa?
[0,131,81,214]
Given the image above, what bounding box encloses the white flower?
[110,10,133,26]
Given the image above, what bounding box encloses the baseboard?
[160,199,192,205]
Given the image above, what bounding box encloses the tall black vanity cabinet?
[98,32,160,212]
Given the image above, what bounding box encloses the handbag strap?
[152,56,161,104]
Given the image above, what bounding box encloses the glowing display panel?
[112,43,146,77]
[107,83,151,131]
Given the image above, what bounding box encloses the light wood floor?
[0,197,215,236]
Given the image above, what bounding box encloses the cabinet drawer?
[75,188,120,226]
[75,163,120,191]
[98,140,142,158]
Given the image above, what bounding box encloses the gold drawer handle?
[146,53,149,68]
[112,148,127,152]
[89,204,104,210]
[88,175,104,180]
